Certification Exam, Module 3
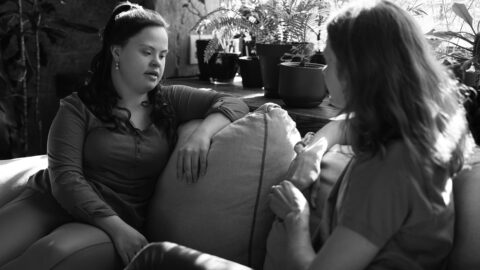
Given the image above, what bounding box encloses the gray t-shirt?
[314,141,454,270]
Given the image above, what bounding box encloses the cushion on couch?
[146,103,301,269]
[0,155,47,207]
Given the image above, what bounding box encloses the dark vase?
[196,39,212,81]
[238,56,263,88]
[256,43,293,98]
[208,52,239,84]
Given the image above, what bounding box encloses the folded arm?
[162,85,249,182]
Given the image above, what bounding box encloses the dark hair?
[79,2,177,146]
[327,0,472,174]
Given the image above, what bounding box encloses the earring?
[115,61,120,70]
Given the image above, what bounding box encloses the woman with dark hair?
[0,2,248,269]
[268,1,474,270]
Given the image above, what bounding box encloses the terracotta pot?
[278,62,327,108]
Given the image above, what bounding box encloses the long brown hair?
[327,0,472,174]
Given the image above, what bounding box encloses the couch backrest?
[448,147,480,270]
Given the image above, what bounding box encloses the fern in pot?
[192,1,262,85]
[193,0,329,95]
[278,43,327,108]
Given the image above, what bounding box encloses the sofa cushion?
[0,155,47,207]
[146,103,301,269]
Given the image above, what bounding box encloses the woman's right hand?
[111,223,148,265]
[285,133,326,191]
[95,216,148,266]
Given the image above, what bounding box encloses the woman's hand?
[111,223,148,266]
[269,180,310,232]
[286,133,327,191]
[95,216,148,266]
[177,132,211,183]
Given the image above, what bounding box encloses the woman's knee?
[0,189,71,267]
[22,223,120,270]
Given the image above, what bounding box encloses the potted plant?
[238,41,263,88]
[428,2,480,89]
[191,2,258,85]
[202,32,240,84]
[427,2,480,143]
[252,0,330,98]
[193,0,330,96]
[278,43,327,107]
[182,0,213,81]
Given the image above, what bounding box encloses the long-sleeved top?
[28,85,249,230]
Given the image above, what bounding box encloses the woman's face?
[323,39,346,109]
[111,26,168,94]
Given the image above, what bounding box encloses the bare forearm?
[286,223,317,270]
[305,119,347,153]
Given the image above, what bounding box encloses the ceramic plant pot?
[278,62,327,108]
[256,43,293,98]
[208,52,239,84]
[238,56,263,88]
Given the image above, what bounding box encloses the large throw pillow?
[146,103,301,270]
[0,155,47,207]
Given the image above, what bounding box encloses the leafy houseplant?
[194,0,329,96]
[0,0,98,157]
[191,1,256,85]
[278,43,327,107]
[428,1,480,144]
[429,2,480,88]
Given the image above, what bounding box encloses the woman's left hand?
[177,132,211,183]
[269,180,310,231]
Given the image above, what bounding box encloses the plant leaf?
[452,3,475,33]
[429,30,474,45]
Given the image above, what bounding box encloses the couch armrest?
[0,155,47,207]
[125,242,252,270]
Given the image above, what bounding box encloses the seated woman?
[269,1,474,270]
[0,2,248,269]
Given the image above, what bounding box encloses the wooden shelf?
[164,76,341,135]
